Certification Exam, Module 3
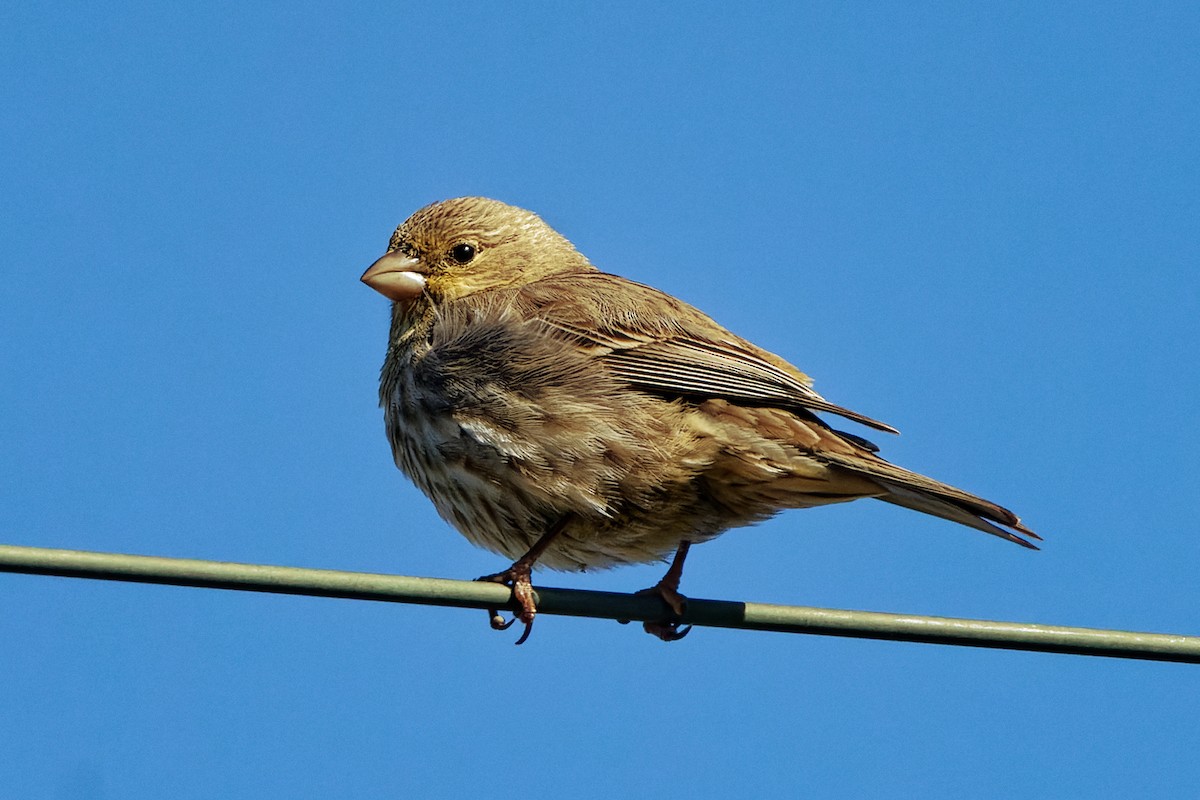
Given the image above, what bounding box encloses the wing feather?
[519,272,899,434]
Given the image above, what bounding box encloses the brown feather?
[514,271,900,433]
[367,197,1039,573]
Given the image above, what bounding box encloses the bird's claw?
[643,620,693,642]
[477,566,538,645]
[635,581,691,642]
[488,611,516,631]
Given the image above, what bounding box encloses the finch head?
[361,197,594,305]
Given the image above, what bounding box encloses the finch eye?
[450,244,476,264]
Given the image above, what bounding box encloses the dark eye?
[450,243,476,264]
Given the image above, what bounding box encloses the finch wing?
[511,271,1037,548]
[518,271,899,434]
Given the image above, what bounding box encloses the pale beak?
[360,252,427,302]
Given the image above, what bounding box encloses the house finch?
[362,197,1038,643]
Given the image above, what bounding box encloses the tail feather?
[874,480,1039,549]
[820,451,1040,549]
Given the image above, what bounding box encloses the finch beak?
[361,252,427,302]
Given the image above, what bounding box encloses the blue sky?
[2,2,1198,797]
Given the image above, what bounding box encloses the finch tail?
[874,481,1040,549]
[821,452,1041,549]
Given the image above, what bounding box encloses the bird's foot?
[476,563,538,645]
[635,581,692,642]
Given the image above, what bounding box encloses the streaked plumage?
[362,197,1038,639]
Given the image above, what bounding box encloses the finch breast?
[382,295,885,571]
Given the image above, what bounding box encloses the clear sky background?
[2,3,1198,797]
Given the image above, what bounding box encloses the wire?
[1,543,1196,662]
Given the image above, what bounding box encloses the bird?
[361,197,1038,643]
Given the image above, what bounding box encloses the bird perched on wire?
[361,197,1038,644]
